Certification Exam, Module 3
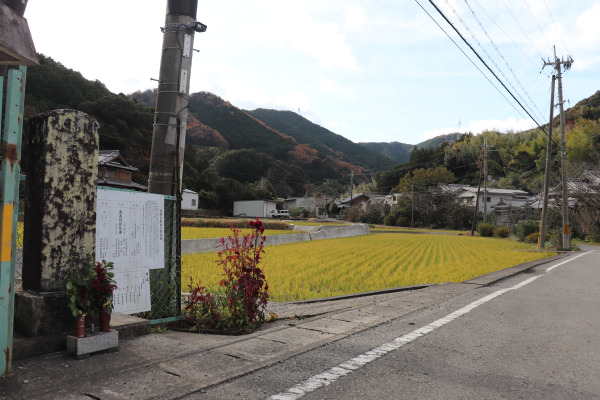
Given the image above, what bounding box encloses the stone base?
[66,330,119,357]
[14,290,72,336]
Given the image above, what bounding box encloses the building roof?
[455,187,529,196]
[97,177,147,191]
[98,150,138,173]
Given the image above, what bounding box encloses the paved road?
[196,248,599,399]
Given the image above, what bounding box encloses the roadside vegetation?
[182,226,301,240]
[182,233,555,302]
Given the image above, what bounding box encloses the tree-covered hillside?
[360,132,464,163]
[247,109,397,171]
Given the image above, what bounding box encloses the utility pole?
[483,137,488,223]
[349,171,354,201]
[471,146,484,236]
[411,182,414,225]
[539,74,555,250]
[543,47,573,249]
[148,1,206,197]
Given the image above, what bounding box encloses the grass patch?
[369,225,465,234]
[181,218,291,231]
[182,233,555,302]
[182,227,304,240]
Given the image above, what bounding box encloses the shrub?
[516,220,539,241]
[477,223,496,237]
[526,232,551,244]
[396,216,410,227]
[383,214,396,226]
[493,227,511,238]
[585,233,600,243]
[184,218,269,332]
[181,217,290,231]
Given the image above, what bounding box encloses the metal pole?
[556,58,570,249]
[539,75,555,250]
[148,1,205,197]
[0,67,26,378]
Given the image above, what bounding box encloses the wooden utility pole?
[349,171,354,201]
[470,146,484,236]
[483,137,488,222]
[539,75,555,250]
[543,47,573,249]
[148,1,206,196]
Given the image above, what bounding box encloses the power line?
[471,0,538,68]
[421,0,559,149]
[411,0,539,134]
[499,0,545,61]
[523,0,553,52]
[542,0,571,56]
[463,0,546,122]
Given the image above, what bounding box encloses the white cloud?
[343,5,366,31]
[317,76,352,95]
[418,117,535,142]
[247,2,358,71]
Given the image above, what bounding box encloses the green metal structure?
[0,66,26,377]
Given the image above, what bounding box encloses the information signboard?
[96,189,165,313]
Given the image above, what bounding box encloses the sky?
[25,1,600,145]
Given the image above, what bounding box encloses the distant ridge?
[359,132,464,163]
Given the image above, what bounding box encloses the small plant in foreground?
[184,218,269,332]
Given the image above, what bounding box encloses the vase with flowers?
[65,260,93,338]
[90,260,117,332]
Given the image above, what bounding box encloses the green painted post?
[0,67,26,377]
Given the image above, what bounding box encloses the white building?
[455,187,529,214]
[182,189,199,211]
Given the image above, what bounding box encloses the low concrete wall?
[181,224,370,254]
[310,224,370,241]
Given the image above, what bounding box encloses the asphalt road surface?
[189,248,599,399]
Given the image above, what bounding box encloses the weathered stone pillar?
[15,109,98,336]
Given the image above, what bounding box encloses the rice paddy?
[182,233,555,302]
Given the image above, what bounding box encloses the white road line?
[269,252,588,400]
[546,251,592,272]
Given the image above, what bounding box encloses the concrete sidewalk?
[0,253,567,400]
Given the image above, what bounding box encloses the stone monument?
[15,109,99,336]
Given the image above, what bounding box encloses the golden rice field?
[181,227,302,240]
[182,233,555,302]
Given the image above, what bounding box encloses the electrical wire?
[463,0,545,122]
[420,0,560,149]
[523,0,553,51]
[542,0,571,56]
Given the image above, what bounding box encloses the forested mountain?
[246,109,396,171]
[23,54,600,218]
[23,55,386,211]
[25,54,155,184]
[360,132,464,163]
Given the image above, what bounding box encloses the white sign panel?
[96,189,164,270]
[112,270,151,314]
[96,189,165,314]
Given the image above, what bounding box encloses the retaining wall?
[181,224,370,254]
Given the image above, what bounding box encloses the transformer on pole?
[148,0,206,197]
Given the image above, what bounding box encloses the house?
[454,186,529,214]
[97,150,147,191]
[337,193,370,209]
[182,189,198,211]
